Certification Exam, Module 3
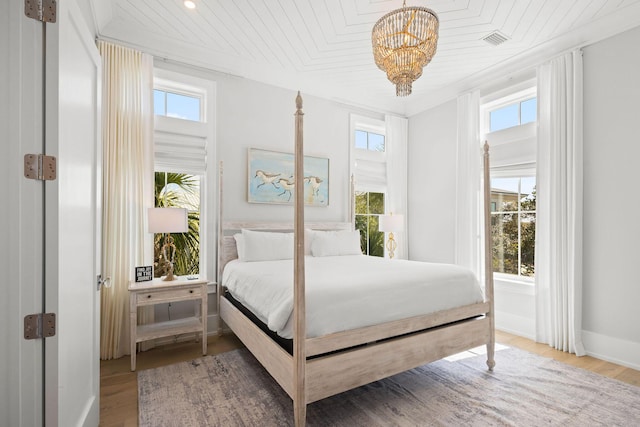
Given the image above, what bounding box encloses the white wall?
[582,25,640,367]
[407,25,640,369]
[407,99,457,263]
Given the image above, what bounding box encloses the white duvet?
[222,255,485,339]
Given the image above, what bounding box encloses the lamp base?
[386,232,397,259]
[161,261,177,281]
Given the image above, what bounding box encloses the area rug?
[138,347,640,426]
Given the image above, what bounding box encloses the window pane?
[368,215,384,257]
[491,213,518,274]
[355,130,368,149]
[166,92,201,121]
[491,175,536,279]
[521,98,537,124]
[368,133,385,152]
[154,90,166,116]
[520,212,536,276]
[355,215,368,254]
[520,177,536,211]
[490,103,519,132]
[154,172,201,276]
[491,178,519,213]
[368,192,385,214]
[354,191,385,257]
[355,192,367,214]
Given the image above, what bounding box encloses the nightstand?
[128,277,208,371]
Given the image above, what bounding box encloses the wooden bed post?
[293,92,307,427]
[483,142,496,371]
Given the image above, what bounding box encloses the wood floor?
[100,330,640,426]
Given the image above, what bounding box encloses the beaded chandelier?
[372,1,439,97]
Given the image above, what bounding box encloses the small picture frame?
[135,266,153,282]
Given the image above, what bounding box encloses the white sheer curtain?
[385,114,408,259]
[98,41,154,359]
[535,50,585,356]
[455,91,482,277]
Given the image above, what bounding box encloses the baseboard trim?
[582,330,640,371]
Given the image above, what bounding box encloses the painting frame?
[247,148,329,206]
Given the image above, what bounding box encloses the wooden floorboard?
[99,330,639,426]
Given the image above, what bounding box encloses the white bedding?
[222,255,485,339]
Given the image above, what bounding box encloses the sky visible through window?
[154,89,201,121]
[355,130,385,151]
[492,176,535,198]
[490,98,536,132]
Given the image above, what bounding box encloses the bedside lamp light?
[148,208,188,281]
[379,213,404,259]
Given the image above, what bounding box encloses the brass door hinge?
[24,313,56,340]
[25,0,57,23]
[24,154,56,181]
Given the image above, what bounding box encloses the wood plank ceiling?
[93,0,640,115]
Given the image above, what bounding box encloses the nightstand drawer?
[136,286,202,306]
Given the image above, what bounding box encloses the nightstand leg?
[130,296,137,371]
[202,284,208,355]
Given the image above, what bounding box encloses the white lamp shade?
[379,214,404,232]
[148,208,188,233]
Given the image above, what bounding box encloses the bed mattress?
[222,255,484,339]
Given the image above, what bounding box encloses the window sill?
[493,275,535,296]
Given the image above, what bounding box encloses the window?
[355,191,385,257]
[152,68,215,280]
[153,89,202,122]
[355,129,385,152]
[490,177,536,277]
[154,172,201,276]
[489,97,537,132]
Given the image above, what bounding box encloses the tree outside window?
[491,177,536,277]
[154,172,201,277]
[355,192,385,257]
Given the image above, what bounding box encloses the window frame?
[152,67,216,282]
[483,85,537,135]
[490,173,536,283]
[354,191,386,257]
[481,79,537,285]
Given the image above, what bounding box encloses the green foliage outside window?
[491,186,536,277]
[355,192,385,257]
[154,172,200,277]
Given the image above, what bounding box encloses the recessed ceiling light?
[184,1,196,9]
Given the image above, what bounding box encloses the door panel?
[44,0,101,425]
[1,0,45,425]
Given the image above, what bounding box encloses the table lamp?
[379,213,404,259]
[148,208,188,281]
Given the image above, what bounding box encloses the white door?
[44,0,102,425]
[1,1,46,426]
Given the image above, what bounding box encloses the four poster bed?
[217,93,495,427]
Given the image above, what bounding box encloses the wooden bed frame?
[217,93,495,427]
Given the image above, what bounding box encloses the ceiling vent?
[482,30,509,46]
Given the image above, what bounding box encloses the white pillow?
[241,229,294,262]
[310,230,362,257]
[233,233,245,261]
[304,229,314,255]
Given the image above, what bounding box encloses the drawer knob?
[147,295,152,299]
[189,290,194,294]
